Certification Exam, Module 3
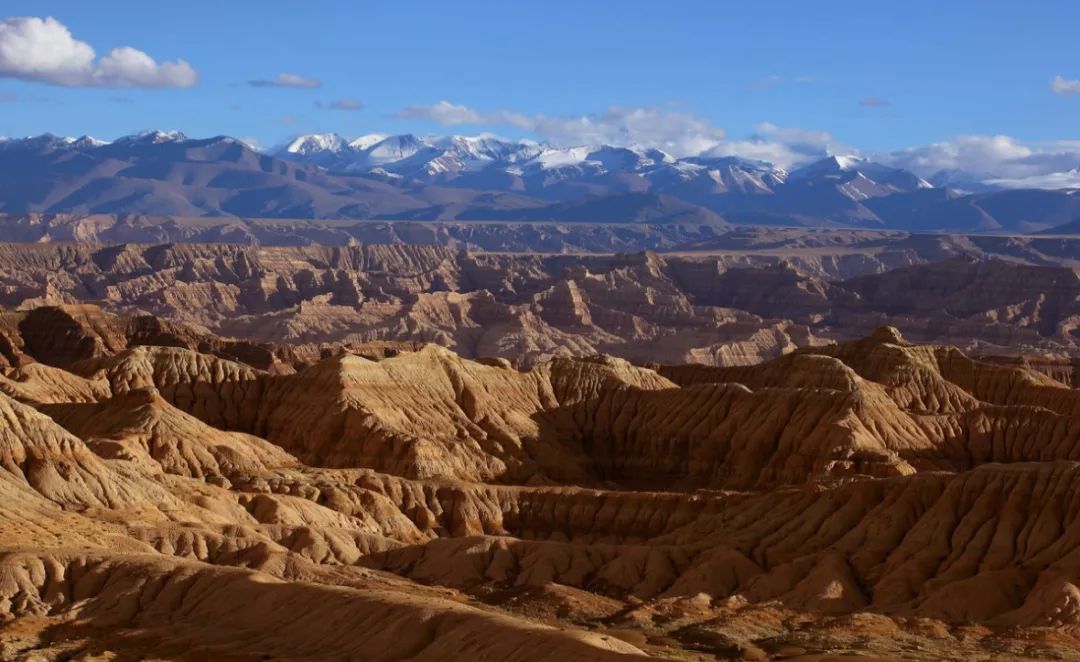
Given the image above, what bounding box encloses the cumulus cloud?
[391,101,855,166]
[394,100,486,124]
[701,138,804,167]
[393,101,727,156]
[0,16,197,88]
[751,123,834,149]
[987,170,1080,189]
[388,98,1080,184]
[697,122,842,169]
[248,72,321,89]
[520,107,728,156]
[1051,75,1080,95]
[878,134,1080,185]
[880,135,1031,177]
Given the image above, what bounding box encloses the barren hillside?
[0,240,1076,369]
[1,306,1080,658]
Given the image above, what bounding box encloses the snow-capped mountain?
[274,133,946,201]
[0,133,85,152]
[285,133,350,155]
[0,130,1077,233]
[661,156,787,195]
[280,133,538,178]
[114,130,188,145]
[274,134,795,199]
[788,155,933,200]
[788,154,867,178]
[272,132,1080,230]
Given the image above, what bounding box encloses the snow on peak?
[32,133,75,145]
[286,133,349,154]
[431,135,539,165]
[789,154,869,180]
[347,133,388,150]
[830,154,865,171]
[536,146,596,169]
[124,130,187,144]
[364,134,432,164]
[265,132,954,192]
[72,135,108,148]
[0,133,81,150]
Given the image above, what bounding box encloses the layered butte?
[0,237,1078,372]
[0,303,1079,659]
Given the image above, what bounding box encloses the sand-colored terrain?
[0,239,1078,372]
[0,301,1079,659]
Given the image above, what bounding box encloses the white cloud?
[752,123,835,150]
[698,122,842,169]
[522,107,728,156]
[248,72,321,89]
[391,101,853,166]
[878,134,1080,186]
[393,101,727,156]
[0,16,197,88]
[987,170,1080,189]
[1051,75,1080,95]
[394,100,486,124]
[388,99,1080,184]
[707,140,789,165]
[880,135,1032,176]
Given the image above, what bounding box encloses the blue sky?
[0,1,1077,169]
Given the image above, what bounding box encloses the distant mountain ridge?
[0,130,1076,232]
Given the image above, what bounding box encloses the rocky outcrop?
[40,387,299,481]
[3,320,1080,659]
[0,552,646,661]
[1,242,1079,370]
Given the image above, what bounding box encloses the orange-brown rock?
[2,321,1080,659]
[2,241,1079,370]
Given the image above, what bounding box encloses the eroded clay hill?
[2,311,1080,659]
[0,241,1079,369]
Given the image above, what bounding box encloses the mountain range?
[0,130,1077,233]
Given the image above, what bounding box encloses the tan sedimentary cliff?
[2,310,1080,658]
[0,241,1079,371]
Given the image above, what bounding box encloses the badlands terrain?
[0,224,1077,659]
[0,221,1078,368]
[3,303,1080,659]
